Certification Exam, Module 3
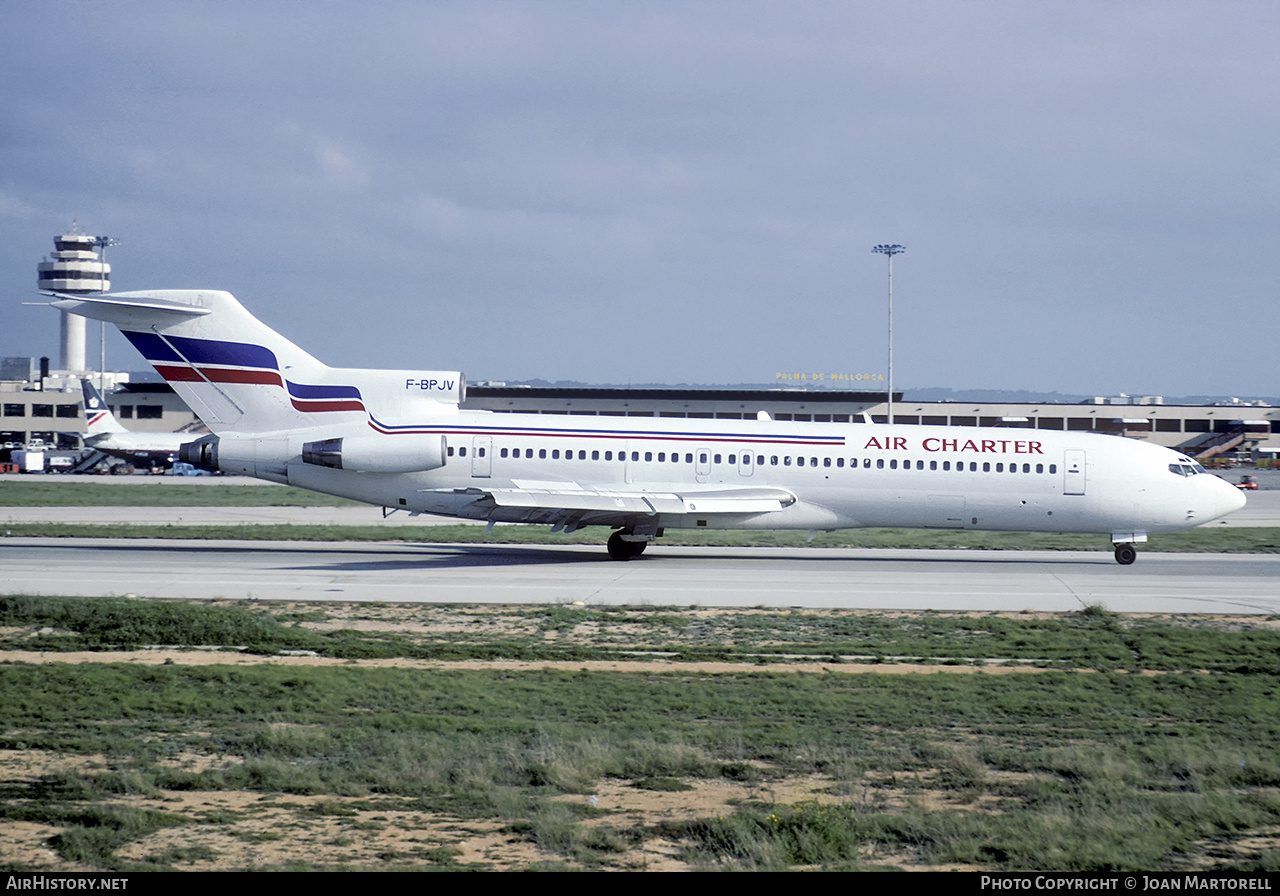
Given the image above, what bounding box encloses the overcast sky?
[2,1,1277,398]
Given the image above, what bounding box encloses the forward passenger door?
[1064,449,1086,495]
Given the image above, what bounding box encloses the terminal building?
[462,386,1280,461]
[3,381,1274,461]
[0,379,201,452]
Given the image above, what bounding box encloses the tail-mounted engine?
[301,433,447,473]
[179,433,290,482]
[181,431,449,480]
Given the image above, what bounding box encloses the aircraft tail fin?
[50,290,464,437]
[51,290,334,434]
[80,380,126,436]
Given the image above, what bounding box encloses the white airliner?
[49,289,1245,564]
[77,379,191,468]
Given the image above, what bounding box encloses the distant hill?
[148,369,1274,407]
[901,387,1092,404]
[492,379,1277,406]
[904,387,1278,407]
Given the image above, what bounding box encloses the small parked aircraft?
[76,379,191,468]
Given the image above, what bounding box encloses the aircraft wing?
[424,484,796,526]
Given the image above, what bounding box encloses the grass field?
[0,480,360,507]
[3,482,1277,870]
[1,597,1278,871]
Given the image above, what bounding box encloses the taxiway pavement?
[2,538,1276,614]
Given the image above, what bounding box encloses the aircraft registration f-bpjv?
[50,290,1245,564]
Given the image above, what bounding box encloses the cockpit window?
[1168,462,1203,477]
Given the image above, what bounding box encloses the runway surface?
[2,537,1276,614]
[3,478,1274,612]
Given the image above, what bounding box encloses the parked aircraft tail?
[80,380,126,437]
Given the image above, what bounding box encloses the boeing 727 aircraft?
[76,380,193,468]
[48,289,1245,564]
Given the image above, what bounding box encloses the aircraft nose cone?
[1227,481,1248,513]
[1207,476,1247,521]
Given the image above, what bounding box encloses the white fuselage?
[275,411,1246,539]
[84,431,188,465]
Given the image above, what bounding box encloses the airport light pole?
[872,244,905,424]
[93,236,119,394]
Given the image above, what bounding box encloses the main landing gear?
[607,530,647,560]
[1113,543,1137,565]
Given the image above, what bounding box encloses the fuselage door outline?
[472,436,492,478]
[1064,449,1086,496]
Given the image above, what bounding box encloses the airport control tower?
[36,227,111,372]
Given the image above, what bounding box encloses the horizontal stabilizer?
[47,291,212,326]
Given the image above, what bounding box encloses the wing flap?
[436,485,795,517]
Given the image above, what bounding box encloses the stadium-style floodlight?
[871,244,905,424]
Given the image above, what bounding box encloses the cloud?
[0,1,1277,394]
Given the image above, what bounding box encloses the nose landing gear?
[1113,543,1137,565]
